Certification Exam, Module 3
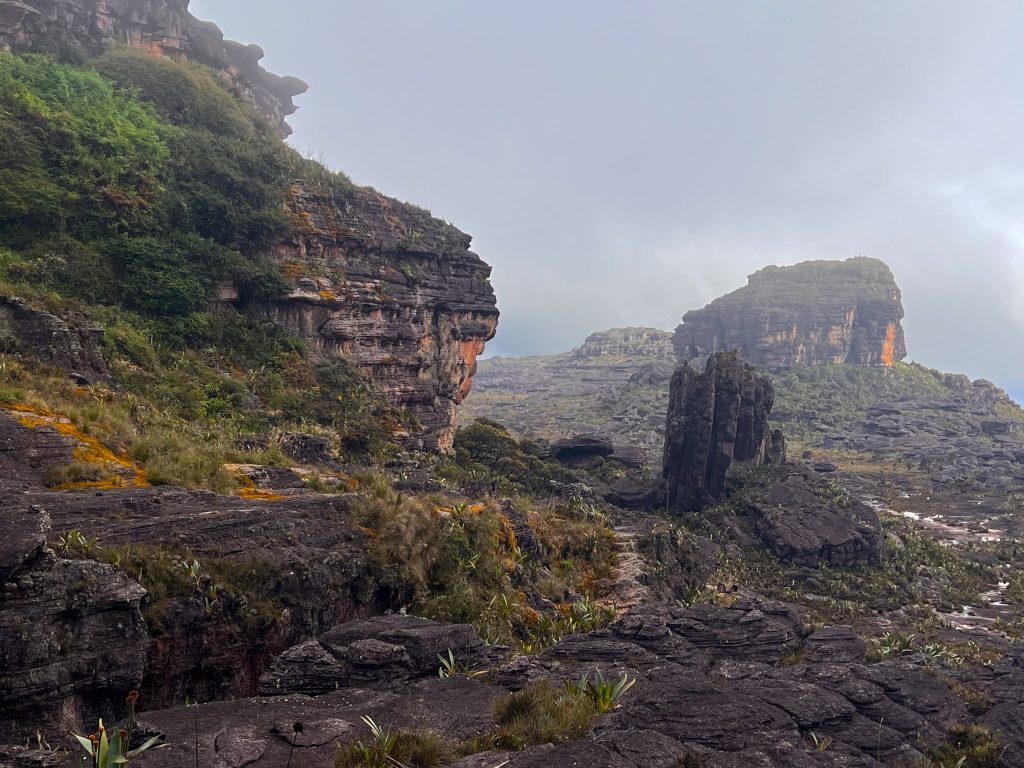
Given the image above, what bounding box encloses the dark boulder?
[280,432,335,464]
[604,477,661,509]
[551,434,615,465]
[803,626,866,664]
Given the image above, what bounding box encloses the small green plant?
[437,649,458,679]
[565,671,636,714]
[58,529,101,558]
[72,691,166,766]
[809,732,833,752]
[459,680,596,752]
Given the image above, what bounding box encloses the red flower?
[126,690,140,705]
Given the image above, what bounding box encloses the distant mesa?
[570,327,675,361]
[674,256,907,370]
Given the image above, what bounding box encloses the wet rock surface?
[42,601,975,768]
[0,482,377,720]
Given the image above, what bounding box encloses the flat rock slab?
[129,677,500,768]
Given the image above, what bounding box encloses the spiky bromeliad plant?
[72,691,166,766]
[566,671,636,714]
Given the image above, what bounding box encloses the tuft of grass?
[460,680,597,753]
[927,723,1005,767]
[335,717,452,768]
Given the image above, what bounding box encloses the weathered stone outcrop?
[104,601,971,768]
[674,257,907,369]
[259,615,488,695]
[0,0,308,136]
[663,352,780,513]
[741,467,883,568]
[260,182,498,451]
[0,295,106,381]
[0,504,148,741]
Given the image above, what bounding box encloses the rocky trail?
[599,525,651,615]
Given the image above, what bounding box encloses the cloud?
[192,0,1024,395]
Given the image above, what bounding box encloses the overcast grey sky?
[193,1,1024,397]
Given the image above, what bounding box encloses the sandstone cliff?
[674,257,907,369]
[0,0,308,136]
[261,182,498,451]
[0,0,500,450]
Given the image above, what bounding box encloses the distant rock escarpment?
[259,183,498,451]
[0,0,308,136]
[674,257,907,369]
[663,351,785,513]
[570,327,674,361]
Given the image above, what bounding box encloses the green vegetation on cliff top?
[0,49,401,489]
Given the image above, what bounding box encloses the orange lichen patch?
[237,487,287,502]
[281,260,306,283]
[4,403,149,488]
[228,467,287,502]
[318,289,338,301]
[881,322,897,367]
[456,338,488,401]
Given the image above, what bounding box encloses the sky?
[193,0,1024,398]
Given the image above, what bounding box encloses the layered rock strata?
[674,257,907,369]
[663,352,781,513]
[261,182,499,451]
[0,0,308,136]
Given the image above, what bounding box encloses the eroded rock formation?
[0,295,106,382]
[0,0,308,136]
[126,602,970,768]
[0,503,148,740]
[1,1,500,450]
[663,352,780,513]
[261,182,499,451]
[741,466,883,568]
[674,257,907,369]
